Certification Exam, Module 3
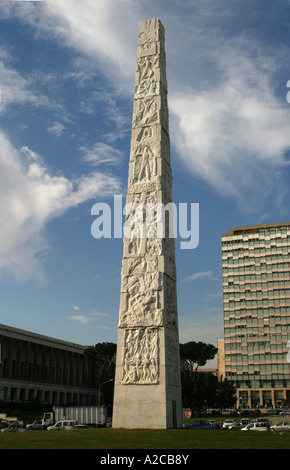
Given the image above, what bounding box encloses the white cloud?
[67,312,112,329]
[44,0,139,84]
[67,305,112,326]
[0,0,139,92]
[0,131,121,282]
[0,47,49,113]
[170,41,290,208]
[80,142,124,166]
[79,88,131,140]
[88,310,111,318]
[47,121,65,137]
[182,271,214,282]
[67,315,90,325]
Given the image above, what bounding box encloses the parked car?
[47,420,78,430]
[183,420,213,430]
[255,418,271,426]
[270,421,290,432]
[264,409,278,415]
[228,422,244,430]
[228,418,251,430]
[207,420,220,429]
[279,410,290,415]
[25,420,43,430]
[1,423,20,432]
[200,408,217,416]
[241,422,270,431]
[69,424,90,429]
[222,419,235,429]
[106,417,112,428]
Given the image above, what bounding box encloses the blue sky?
[1,1,290,367]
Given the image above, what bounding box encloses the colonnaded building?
[218,222,290,409]
[0,323,98,406]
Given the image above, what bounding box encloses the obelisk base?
[112,327,183,429]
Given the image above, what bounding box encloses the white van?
[47,420,78,430]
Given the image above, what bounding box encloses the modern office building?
[0,323,98,406]
[218,222,290,409]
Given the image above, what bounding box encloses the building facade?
[0,323,98,406]
[219,223,290,409]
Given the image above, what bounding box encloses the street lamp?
[98,379,113,405]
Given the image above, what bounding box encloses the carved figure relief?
[119,268,163,328]
[135,126,153,143]
[131,144,157,184]
[123,271,160,311]
[145,200,164,239]
[119,307,163,328]
[136,56,159,97]
[127,191,157,207]
[124,203,145,255]
[139,40,157,58]
[128,179,161,195]
[138,145,156,181]
[128,275,158,313]
[126,255,158,275]
[122,328,159,384]
[146,237,163,256]
[138,25,158,57]
[133,97,158,127]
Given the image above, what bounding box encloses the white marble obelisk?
[112,18,182,429]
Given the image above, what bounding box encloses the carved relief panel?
[119,270,163,328]
[121,328,159,384]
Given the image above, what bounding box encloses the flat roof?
[222,222,290,237]
[0,323,88,353]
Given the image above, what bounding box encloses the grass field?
[0,427,290,450]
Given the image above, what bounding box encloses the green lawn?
[0,428,289,449]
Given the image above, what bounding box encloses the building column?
[259,389,263,407]
[272,389,275,408]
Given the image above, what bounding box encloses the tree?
[190,372,217,410]
[84,342,116,407]
[187,373,236,410]
[84,342,116,381]
[180,341,218,379]
[179,341,218,409]
[215,378,236,409]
